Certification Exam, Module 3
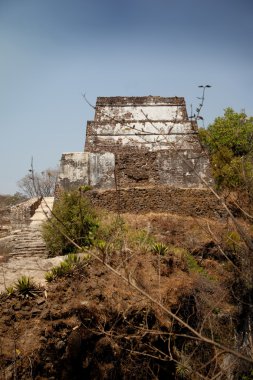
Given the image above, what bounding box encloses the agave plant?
[151,243,168,256]
[45,253,89,282]
[14,276,39,298]
[176,359,191,379]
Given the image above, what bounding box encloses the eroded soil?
[0,212,248,379]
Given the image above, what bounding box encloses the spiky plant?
[175,356,192,379]
[45,253,90,282]
[151,242,169,256]
[14,276,39,297]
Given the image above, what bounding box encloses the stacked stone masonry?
[58,96,212,191]
[86,186,226,219]
[0,198,43,237]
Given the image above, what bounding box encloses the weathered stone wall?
[10,198,42,230]
[85,96,197,153]
[0,199,41,237]
[58,152,115,190]
[114,150,211,188]
[86,186,226,219]
[58,96,212,195]
[58,152,89,190]
[94,96,188,124]
[85,121,199,153]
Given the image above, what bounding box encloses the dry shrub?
[123,212,228,251]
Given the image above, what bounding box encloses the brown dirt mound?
[0,241,235,380]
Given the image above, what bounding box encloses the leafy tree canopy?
[199,108,253,191]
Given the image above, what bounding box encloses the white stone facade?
[58,96,212,190]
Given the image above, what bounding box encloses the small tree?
[199,108,253,194]
[42,189,98,256]
[17,168,59,197]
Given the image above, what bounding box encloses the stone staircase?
[9,197,55,258]
[0,197,70,292]
[10,228,48,257]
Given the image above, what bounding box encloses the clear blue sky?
[1,0,252,194]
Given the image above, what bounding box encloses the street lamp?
[196,85,212,120]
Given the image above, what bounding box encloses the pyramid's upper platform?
[93,96,188,123]
[96,96,185,106]
[85,96,197,153]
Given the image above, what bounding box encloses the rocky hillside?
[0,209,252,379]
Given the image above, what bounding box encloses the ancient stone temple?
[58,96,212,191]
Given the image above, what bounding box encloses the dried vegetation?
[1,208,253,379]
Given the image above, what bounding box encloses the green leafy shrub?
[45,253,90,282]
[95,239,113,255]
[42,190,98,256]
[199,108,253,192]
[96,239,107,252]
[185,254,204,274]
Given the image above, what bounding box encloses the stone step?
[12,237,44,241]
[11,242,44,246]
[13,246,46,251]
[7,197,54,257]
[12,229,43,234]
[10,233,47,252]
[12,241,45,246]
[10,251,47,255]
[9,255,47,260]
[12,237,44,242]
[12,241,45,245]
[0,197,56,292]
[11,248,47,252]
[13,237,45,242]
[10,247,47,253]
[11,233,41,239]
[11,245,45,250]
[13,248,46,252]
[12,245,46,251]
[10,251,47,256]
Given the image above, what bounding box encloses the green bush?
[199,108,253,192]
[185,254,204,274]
[42,190,98,256]
[96,239,112,254]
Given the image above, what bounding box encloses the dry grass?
[122,211,228,250]
[0,209,249,379]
